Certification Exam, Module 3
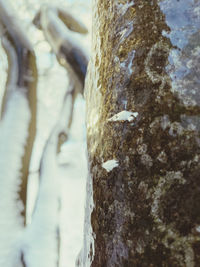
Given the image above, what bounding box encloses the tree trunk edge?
[84,0,200,266]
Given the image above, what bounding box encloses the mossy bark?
[84,0,200,266]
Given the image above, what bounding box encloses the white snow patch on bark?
[116,1,134,16]
[127,50,135,75]
[120,50,135,76]
[0,90,30,267]
[119,22,133,44]
[102,159,119,172]
[196,226,200,233]
[108,110,138,122]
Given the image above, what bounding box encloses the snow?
[23,93,73,267]
[120,50,135,76]
[0,38,18,92]
[102,159,119,172]
[119,21,133,44]
[58,96,88,267]
[76,170,94,267]
[108,110,138,122]
[0,0,91,266]
[23,90,89,267]
[23,93,88,267]
[196,226,200,233]
[39,5,90,60]
[127,50,135,75]
[115,1,134,16]
[0,90,30,267]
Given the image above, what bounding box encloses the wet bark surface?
[85,0,200,266]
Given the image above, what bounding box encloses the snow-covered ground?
[26,95,88,267]
[0,0,91,266]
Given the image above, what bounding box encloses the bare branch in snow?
[0,0,38,224]
[33,5,88,91]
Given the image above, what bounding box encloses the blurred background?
[0,0,91,266]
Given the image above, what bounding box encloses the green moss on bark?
[84,0,200,266]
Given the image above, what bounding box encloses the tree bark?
[84,0,200,266]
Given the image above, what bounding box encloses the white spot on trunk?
[196,225,200,233]
[116,1,134,16]
[102,159,119,172]
[108,111,138,122]
[157,151,168,163]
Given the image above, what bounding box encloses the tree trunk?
[84,0,200,266]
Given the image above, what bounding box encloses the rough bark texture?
[84,0,200,266]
